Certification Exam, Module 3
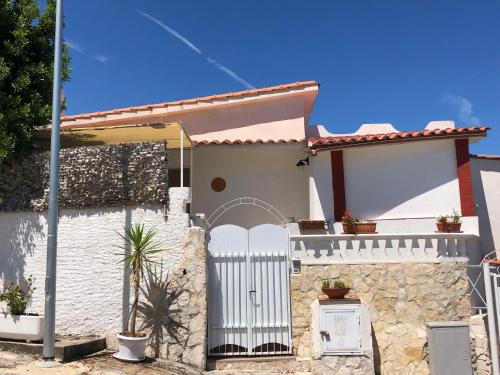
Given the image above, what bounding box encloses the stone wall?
[0,142,168,211]
[470,314,492,375]
[291,262,470,375]
[0,187,208,369]
[314,356,374,375]
[151,227,207,369]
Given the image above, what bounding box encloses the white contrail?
[65,39,109,64]
[206,57,255,89]
[93,55,109,64]
[137,9,254,89]
[65,40,84,53]
[137,10,202,55]
[441,94,481,125]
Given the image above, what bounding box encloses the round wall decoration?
[211,177,226,192]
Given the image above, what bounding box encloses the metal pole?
[180,128,184,188]
[483,262,500,375]
[43,0,64,360]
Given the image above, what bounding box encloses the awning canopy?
[32,121,192,150]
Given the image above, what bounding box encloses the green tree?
[0,0,70,164]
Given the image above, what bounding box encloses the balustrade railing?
[290,233,480,264]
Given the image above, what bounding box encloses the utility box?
[426,321,472,375]
[319,302,362,355]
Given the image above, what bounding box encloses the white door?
[207,224,292,356]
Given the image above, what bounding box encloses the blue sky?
[62,0,499,154]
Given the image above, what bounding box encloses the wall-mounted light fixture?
[296,157,310,167]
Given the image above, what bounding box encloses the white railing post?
[180,128,184,188]
[494,274,500,348]
[483,262,500,375]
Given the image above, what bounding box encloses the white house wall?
[191,144,309,228]
[309,151,334,220]
[471,158,500,256]
[343,139,461,219]
[0,188,190,336]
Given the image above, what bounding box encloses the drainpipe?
[43,0,64,360]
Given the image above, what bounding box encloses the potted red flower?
[341,210,377,234]
[341,210,359,234]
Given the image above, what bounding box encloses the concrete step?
[206,356,312,374]
[206,372,312,375]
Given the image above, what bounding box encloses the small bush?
[322,278,347,289]
[0,276,36,315]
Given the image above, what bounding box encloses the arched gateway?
[206,198,292,356]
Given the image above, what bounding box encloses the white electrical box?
[319,303,362,355]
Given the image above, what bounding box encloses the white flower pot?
[113,333,149,362]
[0,314,44,342]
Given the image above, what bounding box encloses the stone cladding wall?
[0,142,168,211]
[313,355,374,375]
[153,227,207,369]
[291,262,471,375]
[470,314,492,375]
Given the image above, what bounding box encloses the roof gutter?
[309,131,488,154]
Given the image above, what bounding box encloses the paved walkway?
[0,349,202,375]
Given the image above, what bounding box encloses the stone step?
[206,372,312,375]
[206,356,312,373]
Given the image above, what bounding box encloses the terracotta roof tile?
[193,138,304,146]
[61,81,319,122]
[471,154,500,160]
[309,126,490,151]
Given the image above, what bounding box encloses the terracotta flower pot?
[436,222,448,232]
[355,222,377,233]
[321,287,350,299]
[447,222,462,232]
[299,220,326,231]
[342,223,356,234]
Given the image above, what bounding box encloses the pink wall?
[61,92,311,143]
[158,94,306,142]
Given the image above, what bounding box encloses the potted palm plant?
[113,224,163,362]
[0,276,43,342]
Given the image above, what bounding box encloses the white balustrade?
[290,233,480,264]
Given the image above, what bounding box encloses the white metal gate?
[207,224,292,356]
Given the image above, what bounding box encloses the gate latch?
[249,290,257,301]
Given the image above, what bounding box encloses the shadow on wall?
[471,159,496,258]
[0,211,45,285]
[343,141,460,219]
[372,324,381,374]
[138,266,189,358]
[122,208,132,332]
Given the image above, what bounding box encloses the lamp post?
[43,0,64,360]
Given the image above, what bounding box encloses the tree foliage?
[0,0,70,164]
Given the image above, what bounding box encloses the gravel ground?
[0,349,202,375]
